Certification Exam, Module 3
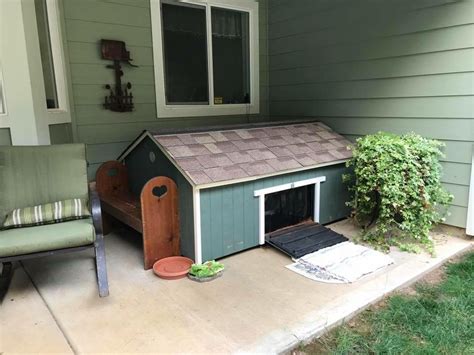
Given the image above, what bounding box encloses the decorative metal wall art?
[101,39,138,112]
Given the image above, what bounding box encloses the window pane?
[212,7,250,105]
[35,0,59,109]
[162,3,209,105]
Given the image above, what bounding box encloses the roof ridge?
[150,119,323,137]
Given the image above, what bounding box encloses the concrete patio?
[1,219,472,354]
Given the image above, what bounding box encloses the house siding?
[61,0,270,180]
[199,163,350,261]
[123,136,195,259]
[49,123,73,144]
[268,0,474,228]
[0,129,12,145]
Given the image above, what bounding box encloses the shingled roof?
[148,121,352,187]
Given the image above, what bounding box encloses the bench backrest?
[0,144,88,225]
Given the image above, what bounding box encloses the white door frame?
[0,0,71,145]
[254,176,326,245]
[466,145,474,235]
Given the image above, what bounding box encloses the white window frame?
[466,145,474,235]
[254,176,327,245]
[0,63,8,122]
[40,0,71,124]
[150,0,259,118]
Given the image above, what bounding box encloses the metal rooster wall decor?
[101,39,138,112]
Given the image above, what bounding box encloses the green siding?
[123,136,195,259]
[62,0,270,176]
[0,129,12,145]
[268,0,474,228]
[199,163,350,261]
[49,123,73,144]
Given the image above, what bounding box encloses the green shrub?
[343,132,453,254]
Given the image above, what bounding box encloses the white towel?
[286,241,394,283]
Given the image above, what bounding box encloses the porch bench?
[100,192,143,234]
[96,161,180,270]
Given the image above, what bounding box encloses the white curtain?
[162,4,245,39]
[212,8,243,39]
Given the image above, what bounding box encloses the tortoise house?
[98,120,353,266]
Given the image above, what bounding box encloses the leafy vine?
[343,132,453,254]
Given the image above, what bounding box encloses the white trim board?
[466,145,474,235]
[117,131,199,188]
[193,187,203,264]
[0,0,71,144]
[254,176,326,245]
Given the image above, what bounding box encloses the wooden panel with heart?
[140,176,180,270]
[96,160,129,197]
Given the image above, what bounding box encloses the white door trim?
[254,176,327,245]
[193,187,203,264]
[466,145,474,235]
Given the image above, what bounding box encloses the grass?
[300,252,474,354]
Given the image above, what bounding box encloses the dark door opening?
[264,184,348,258]
[264,185,314,234]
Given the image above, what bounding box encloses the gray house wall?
[268,0,474,228]
[0,129,11,145]
[61,0,270,180]
[0,126,72,146]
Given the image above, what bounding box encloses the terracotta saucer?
[153,256,194,280]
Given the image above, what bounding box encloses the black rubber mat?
[266,222,348,259]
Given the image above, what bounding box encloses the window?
[34,0,69,113]
[151,0,259,118]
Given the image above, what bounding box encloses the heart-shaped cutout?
[152,185,168,199]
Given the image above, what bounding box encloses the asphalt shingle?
[154,121,352,185]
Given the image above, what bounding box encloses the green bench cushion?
[0,218,95,257]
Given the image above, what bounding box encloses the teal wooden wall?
[0,129,11,145]
[123,136,195,259]
[62,0,270,180]
[200,163,350,261]
[268,0,474,228]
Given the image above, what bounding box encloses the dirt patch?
[432,224,471,240]
[293,249,472,355]
[399,252,467,296]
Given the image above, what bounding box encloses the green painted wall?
[123,136,195,259]
[268,0,474,228]
[0,128,12,145]
[62,0,270,179]
[200,163,350,261]
[49,123,73,144]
